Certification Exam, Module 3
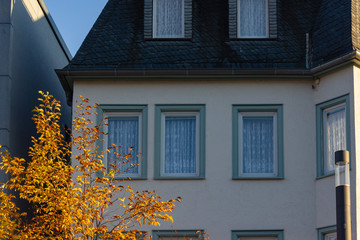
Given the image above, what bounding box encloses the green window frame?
[316,95,350,178]
[97,105,148,180]
[231,230,284,240]
[317,225,336,240]
[152,230,204,240]
[232,105,284,179]
[154,105,205,179]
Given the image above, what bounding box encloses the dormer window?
[153,0,184,38]
[238,0,268,38]
[229,0,277,39]
[144,0,192,39]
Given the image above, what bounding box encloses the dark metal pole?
[335,150,351,240]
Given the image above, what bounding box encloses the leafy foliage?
[0,92,191,240]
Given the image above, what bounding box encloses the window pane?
[239,237,277,240]
[325,107,346,173]
[324,232,337,240]
[159,237,186,240]
[243,116,274,173]
[154,0,184,38]
[108,116,139,174]
[239,0,267,37]
[165,116,196,174]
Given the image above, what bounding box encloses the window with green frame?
[97,105,148,179]
[231,230,284,240]
[232,105,284,179]
[152,230,204,240]
[316,95,350,178]
[154,105,205,179]
[317,225,336,240]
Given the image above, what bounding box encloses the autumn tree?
[0,92,186,240]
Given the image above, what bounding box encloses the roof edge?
[37,0,72,61]
[310,51,360,77]
[57,50,360,105]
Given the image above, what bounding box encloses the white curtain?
[242,116,274,174]
[239,237,277,240]
[154,0,183,37]
[324,232,337,240]
[239,0,267,37]
[164,116,196,174]
[108,117,139,174]
[159,237,187,240]
[325,108,346,173]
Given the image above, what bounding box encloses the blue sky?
[45,0,108,56]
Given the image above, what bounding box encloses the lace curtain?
[154,0,184,37]
[108,117,139,174]
[324,232,337,240]
[242,116,274,174]
[164,116,196,174]
[325,107,346,173]
[239,0,267,37]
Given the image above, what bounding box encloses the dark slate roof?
[311,0,353,67]
[64,0,354,71]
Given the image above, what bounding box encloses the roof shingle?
[64,0,354,71]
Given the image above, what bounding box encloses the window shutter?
[184,0,192,38]
[229,0,238,38]
[144,0,153,38]
[268,0,277,38]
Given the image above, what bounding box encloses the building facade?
[0,0,72,180]
[57,0,360,239]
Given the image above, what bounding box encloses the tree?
[0,91,191,240]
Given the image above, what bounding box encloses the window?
[229,0,277,39]
[324,232,337,240]
[238,0,268,38]
[144,0,192,39]
[154,105,205,179]
[233,105,283,179]
[98,105,147,179]
[232,230,284,240]
[318,225,336,240]
[152,230,204,240]
[153,0,184,38]
[316,95,350,178]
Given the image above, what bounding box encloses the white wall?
[352,65,360,240]
[313,67,357,239]
[73,78,316,239]
[72,65,358,239]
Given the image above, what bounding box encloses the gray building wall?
[0,0,71,182]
